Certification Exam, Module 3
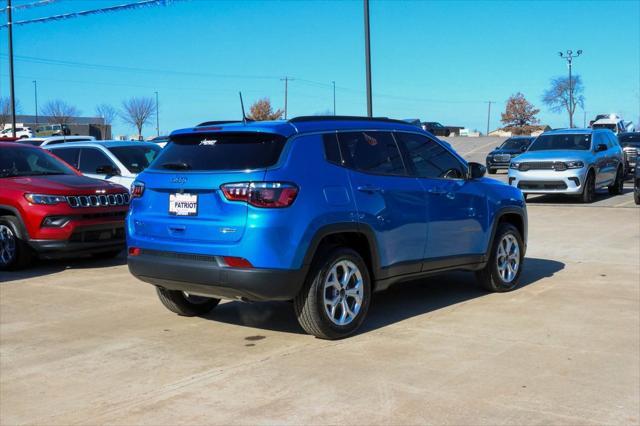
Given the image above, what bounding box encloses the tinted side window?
[51,148,80,169]
[79,148,115,174]
[395,132,466,179]
[322,133,342,165]
[337,131,406,176]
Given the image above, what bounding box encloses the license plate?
[169,193,198,216]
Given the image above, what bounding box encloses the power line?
[0,0,180,28]
[0,0,59,13]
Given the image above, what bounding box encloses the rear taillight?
[131,181,145,198]
[220,182,298,208]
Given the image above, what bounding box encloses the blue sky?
[1,0,639,137]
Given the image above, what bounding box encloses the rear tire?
[294,247,371,339]
[0,216,33,271]
[476,223,524,292]
[156,287,220,316]
[608,167,624,195]
[581,171,595,203]
[634,191,640,205]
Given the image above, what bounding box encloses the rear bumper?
[128,251,306,302]
[28,223,125,257]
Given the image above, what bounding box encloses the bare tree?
[247,98,284,121]
[95,104,117,140]
[542,75,585,128]
[121,97,156,140]
[0,97,21,131]
[41,100,80,127]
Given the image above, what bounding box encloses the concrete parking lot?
[1,138,639,425]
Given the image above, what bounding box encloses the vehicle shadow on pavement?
[202,257,565,336]
[526,187,634,205]
[0,251,126,284]
[361,257,564,334]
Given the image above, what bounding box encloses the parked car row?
[0,124,72,139]
[486,129,639,204]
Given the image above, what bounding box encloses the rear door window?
[51,147,80,169]
[337,131,406,176]
[151,132,287,171]
[79,148,116,174]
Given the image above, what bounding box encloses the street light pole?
[558,49,582,128]
[7,0,17,137]
[33,80,38,126]
[154,91,159,136]
[364,0,372,117]
[332,81,336,115]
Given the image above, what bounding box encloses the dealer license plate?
[169,193,198,216]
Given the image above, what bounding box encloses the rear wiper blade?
[161,162,192,170]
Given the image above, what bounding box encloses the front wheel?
[608,167,624,195]
[634,191,640,205]
[0,216,33,271]
[294,247,371,339]
[156,287,220,316]
[476,223,524,292]
[581,172,595,203]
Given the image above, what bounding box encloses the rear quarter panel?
[263,133,358,269]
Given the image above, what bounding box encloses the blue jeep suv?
[127,116,527,339]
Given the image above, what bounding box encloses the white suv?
[0,127,34,139]
[46,141,161,189]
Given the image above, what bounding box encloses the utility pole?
[154,91,159,136]
[583,109,587,128]
[485,101,494,136]
[558,49,582,128]
[7,0,16,137]
[280,76,293,119]
[33,80,38,126]
[364,0,372,117]
[332,81,336,115]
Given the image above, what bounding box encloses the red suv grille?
[66,193,130,208]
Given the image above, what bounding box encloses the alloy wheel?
[323,260,364,326]
[496,234,520,283]
[0,224,17,267]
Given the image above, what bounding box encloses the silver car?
[508,129,625,203]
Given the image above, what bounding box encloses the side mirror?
[595,144,607,152]
[467,162,486,179]
[96,165,119,176]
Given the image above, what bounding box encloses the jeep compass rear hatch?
[132,132,286,244]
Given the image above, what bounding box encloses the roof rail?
[195,120,253,127]
[288,115,409,125]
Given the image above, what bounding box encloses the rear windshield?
[151,132,287,171]
[108,145,161,173]
[529,134,591,151]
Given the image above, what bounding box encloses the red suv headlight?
[24,194,67,205]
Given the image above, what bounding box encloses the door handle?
[428,187,447,194]
[357,185,383,193]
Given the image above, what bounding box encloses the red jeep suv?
[0,142,130,270]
